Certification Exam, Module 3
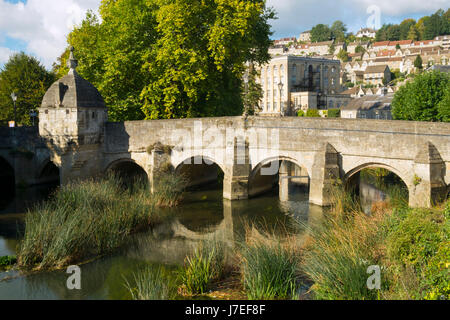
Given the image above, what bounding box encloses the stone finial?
[67,46,78,74]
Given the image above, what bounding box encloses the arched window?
[292,64,297,84]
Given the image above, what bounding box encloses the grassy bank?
[17,173,186,270]
[301,184,449,300]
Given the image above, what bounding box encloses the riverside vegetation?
[126,171,449,300]
[16,173,187,270]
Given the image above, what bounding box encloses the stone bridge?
[95,117,449,208]
[4,51,448,209]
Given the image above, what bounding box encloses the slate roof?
[342,93,394,111]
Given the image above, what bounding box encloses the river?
[0,179,390,300]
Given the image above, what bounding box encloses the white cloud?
[0,0,447,68]
[0,0,101,69]
[0,46,13,65]
[267,0,448,38]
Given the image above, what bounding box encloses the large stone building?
[256,56,351,116]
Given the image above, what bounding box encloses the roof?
[41,48,106,109]
[342,93,394,111]
[428,65,450,73]
[373,41,390,47]
[365,65,389,73]
[341,87,359,95]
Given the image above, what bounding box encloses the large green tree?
[0,52,55,126]
[310,24,332,43]
[392,71,450,122]
[54,0,274,121]
[330,20,347,42]
[438,85,450,122]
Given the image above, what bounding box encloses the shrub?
[327,109,341,118]
[386,209,443,270]
[305,109,321,117]
[297,110,305,117]
[424,242,450,300]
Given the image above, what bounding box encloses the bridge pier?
[223,137,250,200]
[309,143,340,206]
[410,142,447,208]
[279,161,292,201]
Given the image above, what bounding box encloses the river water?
[0,180,389,300]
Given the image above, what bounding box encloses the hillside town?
[258,28,450,119]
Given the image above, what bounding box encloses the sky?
[0,0,448,69]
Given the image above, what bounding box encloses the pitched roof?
[342,93,394,111]
[365,65,389,73]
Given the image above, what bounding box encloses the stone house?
[299,30,311,42]
[356,28,376,39]
[341,93,394,120]
[364,65,391,85]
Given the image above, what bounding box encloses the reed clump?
[239,227,301,300]
[125,266,176,300]
[179,239,226,295]
[17,173,185,270]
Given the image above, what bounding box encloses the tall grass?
[301,184,389,300]
[239,228,300,300]
[125,266,175,300]
[179,239,226,295]
[153,172,188,207]
[18,173,185,270]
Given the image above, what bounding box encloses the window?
[292,64,297,84]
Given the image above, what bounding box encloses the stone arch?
[249,156,310,199]
[344,162,411,203]
[174,156,225,190]
[250,156,310,179]
[106,158,148,185]
[38,159,60,184]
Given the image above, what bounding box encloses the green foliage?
[240,241,298,300]
[414,55,423,69]
[337,49,349,62]
[423,242,450,300]
[386,209,443,270]
[180,240,225,295]
[327,109,340,118]
[392,71,450,122]
[330,21,347,42]
[0,52,55,126]
[0,255,17,267]
[297,110,305,117]
[54,0,275,121]
[310,24,332,43]
[384,204,449,299]
[437,85,450,122]
[354,45,365,54]
[242,65,264,115]
[305,109,321,117]
[375,9,449,42]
